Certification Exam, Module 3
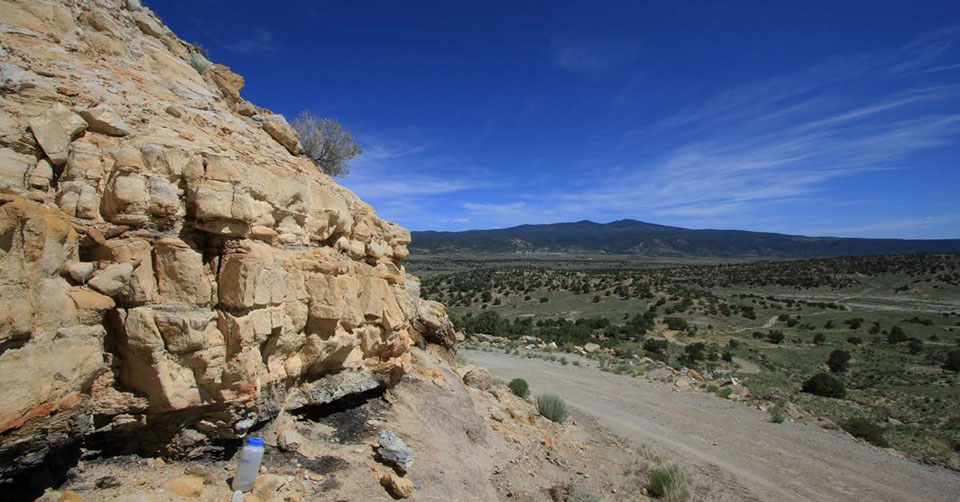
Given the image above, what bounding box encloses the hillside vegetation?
[411,252,960,469]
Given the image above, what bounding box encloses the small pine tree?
[887,325,907,344]
[827,349,850,373]
[945,349,960,372]
[802,372,846,398]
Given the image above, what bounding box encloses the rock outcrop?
[0,0,452,481]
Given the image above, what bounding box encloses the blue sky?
[149,1,960,238]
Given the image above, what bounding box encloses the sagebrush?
[537,393,569,423]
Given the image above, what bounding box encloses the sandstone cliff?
[0,0,457,482]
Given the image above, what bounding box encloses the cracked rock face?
[0,0,451,480]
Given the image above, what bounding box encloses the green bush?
[664,317,689,331]
[887,325,907,344]
[813,332,826,345]
[537,393,569,423]
[842,417,890,447]
[508,378,529,399]
[846,336,862,345]
[945,349,960,372]
[767,330,785,344]
[644,338,669,354]
[769,405,786,424]
[802,372,846,398]
[648,465,688,500]
[827,349,851,373]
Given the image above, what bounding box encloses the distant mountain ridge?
[410,219,960,258]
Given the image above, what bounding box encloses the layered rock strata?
[0,0,456,480]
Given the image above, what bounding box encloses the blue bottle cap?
[247,437,265,446]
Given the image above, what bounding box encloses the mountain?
[410,219,960,258]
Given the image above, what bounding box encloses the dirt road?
[464,349,960,501]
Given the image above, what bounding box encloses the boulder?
[276,428,304,452]
[210,64,245,98]
[583,343,601,353]
[131,11,163,38]
[87,263,134,297]
[380,473,414,499]
[377,430,414,474]
[0,62,29,92]
[67,288,115,310]
[79,105,130,136]
[29,103,87,165]
[237,100,257,117]
[463,366,493,391]
[686,369,705,383]
[0,148,35,194]
[252,473,285,501]
[261,115,303,155]
[65,262,96,283]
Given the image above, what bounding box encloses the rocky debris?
[277,428,305,453]
[86,262,134,296]
[252,473,285,501]
[0,0,456,486]
[463,366,494,390]
[29,103,87,165]
[78,105,130,136]
[519,335,544,347]
[380,472,414,498]
[0,62,31,92]
[472,333,508,344]
[67,288,115,310]
[377,430,414,474]
[237,100,258,117]
[686,368,706,383]
[131,10,164,38]
[166,475,204,497]
[406,279,459,348]
[94,475,121,488]
[261,114,303,155]
[583,343,601,353]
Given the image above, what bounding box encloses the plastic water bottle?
[231,437,265,492]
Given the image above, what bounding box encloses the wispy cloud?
[185,16,280,55]
[808,214,960,237]
[339,137,494,227]
[550,34,638,73]
[470,29,960,232]
[220,29,280,55]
